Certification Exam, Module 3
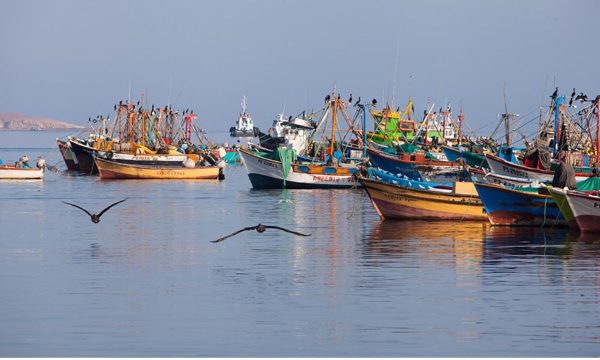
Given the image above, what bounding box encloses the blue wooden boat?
[367,147,465,182]
[441,145,489,169]
[474,182,566,227]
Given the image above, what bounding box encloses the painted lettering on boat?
[381,192,414,203]
[311,175,353,182]
[501,165,527,178]
[157,170,186,176]
[132,155,160,161]
[257,159,278,168]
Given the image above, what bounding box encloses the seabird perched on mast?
[550,87,558,101]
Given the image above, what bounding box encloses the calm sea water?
[1,132,600,356]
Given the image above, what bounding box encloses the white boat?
[0,157,44,180]
[563,190,600,232]
[486,153,591,182]
[258,113,315,154]
[230,95,259,137]
[468,167,539,187]
[239,147,358,189]
[0,166,44,180]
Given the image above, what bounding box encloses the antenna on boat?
[391,39,400,109]
[503,83,511,147]
[458,99,464,146]
[128,82,132,104]
[168,79,172,107]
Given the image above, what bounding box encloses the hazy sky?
[1,0,598,136]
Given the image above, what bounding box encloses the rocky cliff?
[0,112,84,131]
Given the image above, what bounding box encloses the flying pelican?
[211,223,311,243]
[62,198,127,224]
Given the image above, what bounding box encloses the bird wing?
[62,201,93,217]
[264,225,311,237]
[97,198,128,218]
[211,226,257,243]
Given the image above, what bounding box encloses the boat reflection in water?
[363,220,600,286]
[367,220,488,257]
[365,220,488,283]
[482,226,575,259]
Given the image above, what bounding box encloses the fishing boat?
[559,190,600,232]
[367,146,467,182]
[239,147,358,189]
[546,187,577,228]
[0,156,45,180]
[486,91,600,182]
[94,157,223,180]
[368,99,418,146]
[358,168,487,221]
[546,176,600,229]
[368,100,462,148]
[230,96,259,137]
[67,100,222,174]
[0,165,44,180]
[485,153,591,182]
[56,138,80,171]
[441,145,489,169]
[239,89,363,189]
[68,135,100,174]
[473,182,566,227]
[468,167,539,187]
[257,112,315,154]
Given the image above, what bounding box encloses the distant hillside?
[0,112,84,131]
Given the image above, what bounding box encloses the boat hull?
[56,138,79,171]
[441,145,489,169]
[474,182,566,227]
[469,167,537,187]
[69,137,98,174]
[486,153,589,182]
[95,157,222,180]
[239,148,358,189]
[367,147,464,181]
[564,191,600,232]
[547,187,578,228]
[359,176,487,221]
[0,166,44,179]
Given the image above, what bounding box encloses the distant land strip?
[0,112,84,131]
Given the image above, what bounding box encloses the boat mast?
[442,105,447,146]
[596,96,600,166]
[553,94,565,155]
[458,101,464,146]
[503,86,511,148]
[330,92,338,161]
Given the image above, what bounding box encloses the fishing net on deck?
[576,176,600,191]
[259,147,297,186]
[274,147,297,186]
